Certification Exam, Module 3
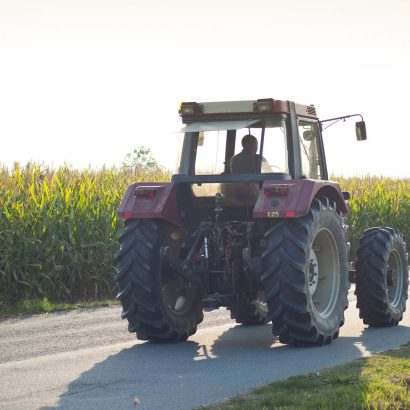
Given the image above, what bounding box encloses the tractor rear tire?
[355,227,408,326]
[259,198,350,346]
[115,219,203,342]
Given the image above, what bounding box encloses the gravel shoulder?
[0,305,231,364]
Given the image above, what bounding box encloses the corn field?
[0,163,409,305]
[337,176,410,257]
[0,163,171,305]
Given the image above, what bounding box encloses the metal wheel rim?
[161,279,196,316]
[309,228,340,319]
[387,249,404,308]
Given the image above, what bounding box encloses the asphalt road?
[1,289,409,410]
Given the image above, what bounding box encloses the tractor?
[115,98,408,346]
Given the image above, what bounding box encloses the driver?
[230,134,261,174]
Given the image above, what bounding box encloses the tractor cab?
[176,99,327,181]
[171,99,328,223]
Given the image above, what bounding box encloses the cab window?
[298,120,323,179]
[193,121,288,175]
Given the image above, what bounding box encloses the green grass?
[200,343,410,410]
[0,297,119,317]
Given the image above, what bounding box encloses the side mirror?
[355,121,367,141]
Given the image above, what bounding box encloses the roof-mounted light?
[254,98,275,113]
[179,102,203,116]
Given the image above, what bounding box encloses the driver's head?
[242,134,258,154]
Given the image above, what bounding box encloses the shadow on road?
[43,322,410,410]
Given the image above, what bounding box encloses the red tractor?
[115,98,408,346]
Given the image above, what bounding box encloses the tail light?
[264,185,289,197]
[134,186,159,198]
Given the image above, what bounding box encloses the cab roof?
[179,98,318,123]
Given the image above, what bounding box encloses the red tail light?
[134,187,158,198]
[264,185,289,197]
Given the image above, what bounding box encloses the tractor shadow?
[43,318,410,410]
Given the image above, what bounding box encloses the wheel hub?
[308,249,319,294]
[175,296,186,311]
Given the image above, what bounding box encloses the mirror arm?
[320,113,364,125]
[319,113,367,141]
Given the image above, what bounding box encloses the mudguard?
[253,179,348,219]
[118,182,181,226]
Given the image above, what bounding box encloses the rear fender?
[253,179,347,219]
[118,182,181,226]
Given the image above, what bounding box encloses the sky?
[0,0,409,177]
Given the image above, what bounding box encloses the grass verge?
[200,343,410,410]
[0,298,119,318]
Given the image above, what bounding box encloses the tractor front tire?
[115,219,203,342]
[355,227,408,326]
[259,198,350,346]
